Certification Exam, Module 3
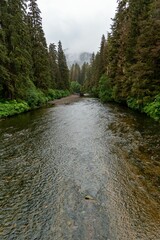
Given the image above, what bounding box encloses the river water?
[0,98,160,240]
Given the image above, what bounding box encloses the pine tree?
[70,64,75,82]
[57,41,69,90]
[98,0,160,109]
[69,63,81,83]
[79,62,88,85]
[99,34,106,76]
[28,0,51,89]
[130,0,160,104]
[49,43,59,89]
[108,0,131,101]
[0,0,33,99]
[0,0,10,98]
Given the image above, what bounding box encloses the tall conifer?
[0,0,32,99]
[49,43,59,89]
[57,41,69,90]
[0,1,10,98]
[28,0,51,89]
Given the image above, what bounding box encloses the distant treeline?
[0,0,69,109]
[70,0,160,121]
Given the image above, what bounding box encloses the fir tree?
[99,34,106,76]
[79,62,88,85]
[57,41,69,90]
[49,43,59,89]
[70,63,81,83]
[0,0,10,98]
[130,0,160,103]
[28,0,51,89]
[1,0,33,99]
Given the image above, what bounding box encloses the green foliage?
[144,94,160,121]
[28,0,52,89]
[0,0,71,118]
[70,64,81,83]
[25,88,47,107]
[49,43,58,88]
[46,89,70,100]
[0,100,30,117]
[127,97,143,111]
[99,75,113,102]
[70,81,81,93]
[46,89,58,100]
[26,87,70,108]
[83,0,160,121]
[0,88,70,118]
[89,87,98,97]
[57,41,69,90]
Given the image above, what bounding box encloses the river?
[0,98,160,240]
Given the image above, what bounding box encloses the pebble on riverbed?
[85,195,95,201]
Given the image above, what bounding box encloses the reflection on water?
[0,98,160,239]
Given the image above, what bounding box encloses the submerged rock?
[85,195,94,201]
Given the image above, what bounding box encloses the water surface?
[0,98,160,239]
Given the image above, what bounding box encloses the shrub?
[26,88,47,107]
[127,97,143,110]
[47,89,58,100]
[143,94,160,121]
[0,100,30,117]
[91,86,99,97]
[70,81,81,93]
[46,89,70,100]
[0,88,70,118]
[98,74,113,102]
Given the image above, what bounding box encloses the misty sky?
[37,0,118,54]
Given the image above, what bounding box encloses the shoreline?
[0,94,81,119]
[48,94,81,106]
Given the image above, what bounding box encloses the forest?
[0,0,160,120]
[70,0,160,121]
[0,0,70,117]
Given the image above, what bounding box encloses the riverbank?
[0,90,71,118]
[97,87,160,122]
[48,94,81,106]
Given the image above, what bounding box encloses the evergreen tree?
[49,43,59,89]
[99,34,106,76]
[70,64,75,82]
[69,63,81,83]
[79,62,88,85]
[28,0,51,89]
[0,0,33,99]
[85,0,160,113]
[57,41,69,90]
[129,0,160,103]
[108,0,130,101]
[0,0,10,98]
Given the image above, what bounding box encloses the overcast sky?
[37,0,117,54]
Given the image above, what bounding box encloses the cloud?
[37,0,117,53]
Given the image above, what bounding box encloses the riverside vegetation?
[0,89,70,117]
